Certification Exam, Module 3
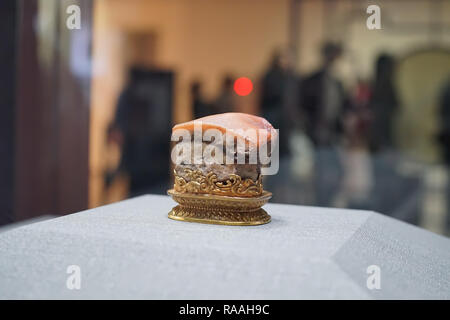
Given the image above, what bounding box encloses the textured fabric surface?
[0,195,448,299]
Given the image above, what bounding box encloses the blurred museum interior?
[1,0,450,236]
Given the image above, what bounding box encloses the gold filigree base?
[167,189,272,226]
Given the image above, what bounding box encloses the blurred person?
[437,78,450,233]
[212,75,235,114]
[354,78,373,111]
[348,78,373,147]
[260,48,301,204]
[191,80,211,119]
[301,42,349,147]
[108,66,172,197]
[334,78,374,209]
[437,78,450,165]
[369,53,398,151]
[301,42,349,207]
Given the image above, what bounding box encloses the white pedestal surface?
[0,195,449,299]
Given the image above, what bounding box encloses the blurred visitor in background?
[260,48,300,157]
[108,66,172,197]
[301,42,349,147]
[335,89,374,209]
[301,42,349,207]
[353,78,373,114]
[369,53,398,152]
[213,75,235,114]
[345,78,373,150]
[260,48,301,203]
[437,78,450,232]
[191,80,212,119]
[437,78,450,165]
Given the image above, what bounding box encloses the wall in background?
[89,0,450,207]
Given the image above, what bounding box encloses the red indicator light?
[234,77,253,96]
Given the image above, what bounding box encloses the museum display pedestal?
[0,195,449,299]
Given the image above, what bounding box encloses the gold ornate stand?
[167,189,272,226]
